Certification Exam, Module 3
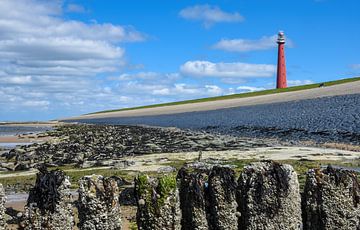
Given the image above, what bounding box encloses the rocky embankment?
[0,124,269,172]
[71,94,360,146]
[1,161,359,229]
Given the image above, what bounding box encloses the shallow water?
[0,126,52,136]
[6,193,29,203]
[5,191,78,204]
[0,142,32,149]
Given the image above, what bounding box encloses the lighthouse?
[276,31,287,89]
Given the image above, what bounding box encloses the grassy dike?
[89,77,360,115]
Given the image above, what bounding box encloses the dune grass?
[89,76,360,115]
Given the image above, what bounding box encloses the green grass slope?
[89,77,360,115]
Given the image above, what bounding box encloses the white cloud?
[287,79,314,86]
[220,78,247,84]
[0,0,148,118]
[23,100,50,107]
[0,0,145,82]
[213,35,278,52]
[213,34,294,52]
[236,86,266,92]
[205,85,223,95]
[113,77,228,100]
[150,84,224,97]
[180,61,276,78]
[152,88,171,96]
[119,72,159,80]
[0,76,32,84]
[112,72,181,85]
[179,5,244,28]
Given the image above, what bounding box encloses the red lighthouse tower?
[276,31,287,89]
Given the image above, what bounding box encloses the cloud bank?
[0,0,146,118]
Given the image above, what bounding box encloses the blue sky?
[0,0,359,121]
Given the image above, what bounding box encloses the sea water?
[0,125,51,136]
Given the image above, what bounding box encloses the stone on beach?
[77,175,122,230]
[237,161,302,230]
[302,166,360,230]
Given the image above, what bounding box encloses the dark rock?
[5,207,22,225]
[135,174,181,230]
[208,166,238,230]
[119,187,136,206]
[77,175,122,230]
[23,169,74,229]
[10,124,257,169]
[302,166,360,230]
[237,161,302,230]
[14,162,30,171]
[177,166,210,230]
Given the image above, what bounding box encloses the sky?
[0,0,359,121]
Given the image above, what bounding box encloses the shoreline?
[0,121,61,127]
[0,134,52,144]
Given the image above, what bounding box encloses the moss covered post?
[134,174,181,230]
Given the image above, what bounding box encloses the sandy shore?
[0,135,51,144]
[0,122,63,144]
[67,80,360,120]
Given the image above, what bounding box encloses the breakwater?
[1,161,359,229]
[0,125,270,174]
[70,94,360,145]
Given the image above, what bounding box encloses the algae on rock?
[177,166,210,230]
[135,174,181,230]
[237,161,302,230]
[302,166,360,230]
[23,168,74,230]
[208,166,238,230]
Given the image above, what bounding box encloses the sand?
[0,135,51,144]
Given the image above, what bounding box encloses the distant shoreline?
[0,121,61,127]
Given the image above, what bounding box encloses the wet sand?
[0,135,51,144]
